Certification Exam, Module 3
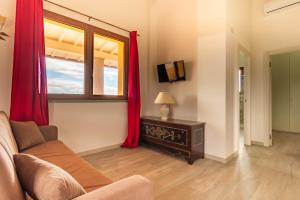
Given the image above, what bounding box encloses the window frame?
[44,10,129,101]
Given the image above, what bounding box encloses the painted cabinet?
[272,51,300,133]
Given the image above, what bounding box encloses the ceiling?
[44,19,119,67]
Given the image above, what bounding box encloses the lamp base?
[160,104,169,121]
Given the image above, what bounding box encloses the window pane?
[46,57,84,94]
[104,67,118,95]
[44,18,85,94]
[93,33,125,96]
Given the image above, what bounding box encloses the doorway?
[239,67,245,148]
[236,48,251,150]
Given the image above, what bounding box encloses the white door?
[271,54,290,132]
[290,51,300,132]
[271,51,300,135]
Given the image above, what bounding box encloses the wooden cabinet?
[140,117,205,165]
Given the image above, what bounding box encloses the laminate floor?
[83,132,300,200]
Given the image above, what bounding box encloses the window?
[93,33,125,96]
[44,10,128,100]
[44,19,85,95]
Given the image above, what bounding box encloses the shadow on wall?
[185,61,195,81]
[171,94,198,120]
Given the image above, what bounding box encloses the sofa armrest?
[39,125,58,141]
[73,175,154,200]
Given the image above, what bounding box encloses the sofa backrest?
[0,111,25,200]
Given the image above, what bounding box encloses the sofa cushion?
[39,125,58,141]
[0,111,25,200]
[14,153,86,200]
[10,121,46,151]
[0,112,19,155]
[23,141,113,192]
[0,144,25,200]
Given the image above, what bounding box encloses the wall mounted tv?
[157,60,186,83]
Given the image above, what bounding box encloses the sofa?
[0,111,153,200]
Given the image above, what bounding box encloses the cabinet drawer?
[141,123,188,146]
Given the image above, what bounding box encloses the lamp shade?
[154,92,176,104]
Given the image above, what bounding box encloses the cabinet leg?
[188,159,194,165]
[185,157,194,165]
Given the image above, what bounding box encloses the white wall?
[0,0,16,114]
[146,0,252,159]
[44,0,150,153]
[197,1,228,158]
[147,0,199,121]
[251,0,300,144]
[49,102,127,153]
[226,0,251,154]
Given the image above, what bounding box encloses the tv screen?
[157,60,186,83]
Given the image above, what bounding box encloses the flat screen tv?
[157,60,186,83]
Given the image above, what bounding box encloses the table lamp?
[154,92,176,121]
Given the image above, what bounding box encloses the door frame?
[265,46,300,146]
[234,45,252,149]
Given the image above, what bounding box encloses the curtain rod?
[44,0,140,36]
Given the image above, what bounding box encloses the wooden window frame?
[44,10,129,101]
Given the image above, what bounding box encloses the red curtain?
[122,31,141,148]
[10,0,49,125]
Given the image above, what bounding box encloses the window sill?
[48,95,128,103]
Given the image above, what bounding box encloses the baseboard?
[273,129,300,134]
[205,152,238,163]
[251,141,264,146]
[78,143,122,157]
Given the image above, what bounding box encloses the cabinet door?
[290,52,300,133]
[272,54,290,132]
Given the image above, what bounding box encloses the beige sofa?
[0,111,153,200]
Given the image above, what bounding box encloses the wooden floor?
[83,132,300,200]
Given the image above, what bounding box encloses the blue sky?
[46,57,118,95]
